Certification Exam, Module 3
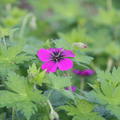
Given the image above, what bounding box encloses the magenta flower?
[37,48,75,72]
[65,86,77,92]
[73,69,95,76]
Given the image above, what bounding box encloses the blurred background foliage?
[0,0,120,71]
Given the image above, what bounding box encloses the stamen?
[51,50,64,62]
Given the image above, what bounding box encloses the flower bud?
[73,42,88,48]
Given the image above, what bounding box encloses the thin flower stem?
[47,100,54,113]
[47,89,54,99]
[80,77,85,91]
[12,107,15,120]
[47,100,59,120]
[10,28,19,42]
[106,57,113,72]
[19,13,33,38]
[2,37,7,49]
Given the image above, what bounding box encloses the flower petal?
[62,50,75,57]
[73,69,81,75]
[65,86,77,92]
[71,86,77,92]
[41,61,58,73]
[58,58,73,71]
[37,48,51,62]
[81,69,95,76]
[73,69,95,76]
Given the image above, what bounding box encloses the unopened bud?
[50,110,59,120]
[73,42,88,48]
[48,100,59,120]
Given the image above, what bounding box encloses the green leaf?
[0,43,32,77]
[85,67,120,119]
[97,67,120,86]
[34,70,46,86]
[48,74,71,89]
[58,28,93,44]
[28,63,46,86]
[0,72,46,120]
[6,72,28,94]
[54,39,72,50]
[74,52,93,65]
[60,99,105,120]
[15,102,37,120]
[105,42,120,60]
[106,105,120,119]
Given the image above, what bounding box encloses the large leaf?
[85,67,120,119]
[60,100,105,120]
[0,72,45,120]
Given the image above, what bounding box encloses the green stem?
[106,57,113,72]
[107,0,112,10]
[47,100,54,113]
[48,100,59,120]
[80,77,85,91]
[19,13,33,38]
[47,90,53,99]
[12,107,15,120]
[2,37,7,49]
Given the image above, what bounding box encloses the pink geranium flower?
[65,86,77,92]
[37,48,75,72]
[73,69,95,76]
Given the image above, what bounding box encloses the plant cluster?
[0,0,120,120]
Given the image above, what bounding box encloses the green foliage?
[45,90,69,106]
[0,43,31,64]
[105,42,120,60]
[52,0,81,21]
[60,99,105,120]
[94,8,120,26]
[74,51,94,65]
[47,73,71,90]
[0,0,16,5]
[54,39,93,65]
[0,42,31,77]
[0,72,46,120]
[58,28,93,44]
[85,67,120,119]
[2,7,27,27]
[0,27,10,38]
[28,63,46,86]
[54,39,72,50]
[0,0,120,120]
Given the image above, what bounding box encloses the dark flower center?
[51,51,64,62]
